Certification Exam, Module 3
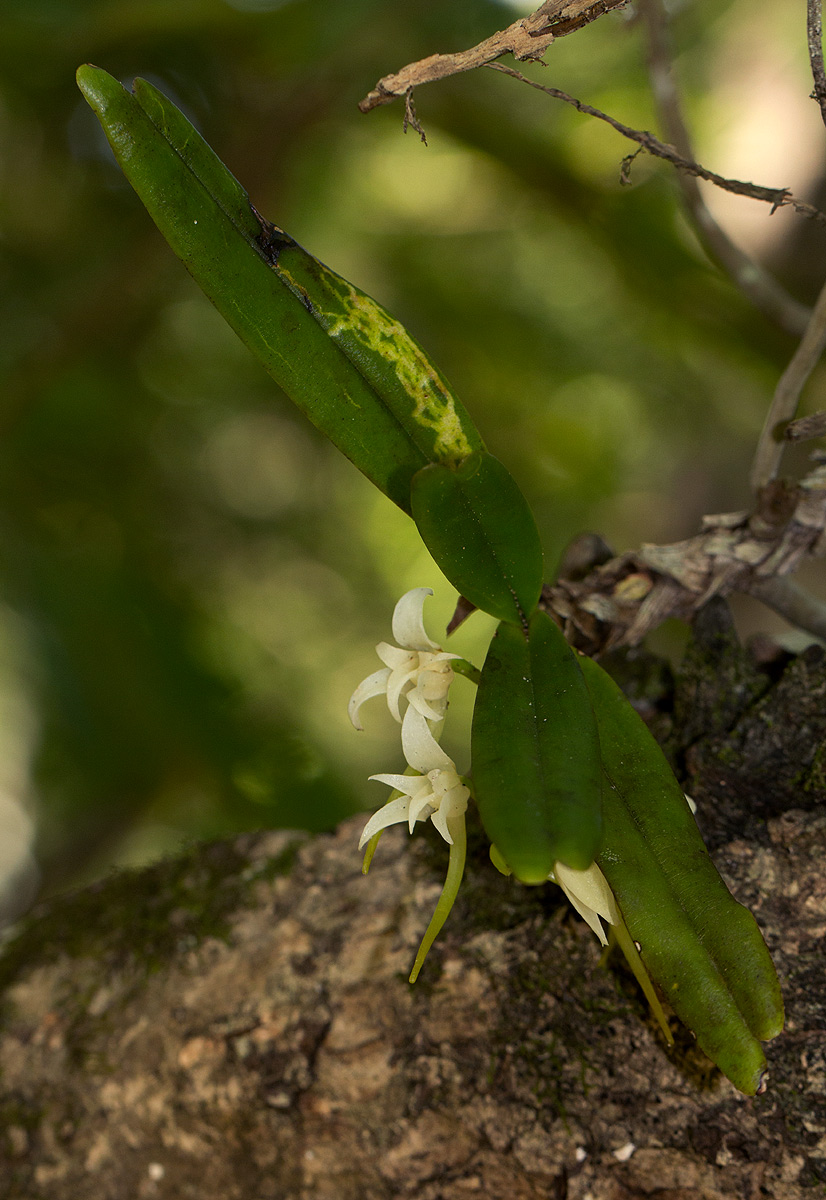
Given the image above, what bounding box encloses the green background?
[0,0,822,903]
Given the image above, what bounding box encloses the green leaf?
[580,656,784,1095]
[260,229,484,469]
[75,67,483,512]
[471,612,602,881]
[410,451,544,625]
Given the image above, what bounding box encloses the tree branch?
[808,0,826,130]
[747,575,826,641]
[750,275,826,492]
[358,0,629,113]
[541,460,826,653]
[785,410,826,441]
[359,0,816,336]
[3,806,826,1194]
[639,0,810,338]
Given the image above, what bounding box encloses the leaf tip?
[75,64,129,118]
[75,63,98,96]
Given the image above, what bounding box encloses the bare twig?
[360,2,826,305]
[808,0,826,130]
[358,0,628,113]
[488,64,826,231]
[750,277,826,492]
[541,462,826,653]
[640,0,810,338]
[403,91,427,144]
[748,575,826,641]
[785,411,826,441]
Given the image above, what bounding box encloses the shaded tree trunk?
[1,603,825,1199]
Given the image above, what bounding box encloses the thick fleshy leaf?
[580,655,784,1096]
[410,452,544,625]
[76,67,484,513]
[471,611,602,881]
[260,230,484,469]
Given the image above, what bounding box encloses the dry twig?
[488,64,826,230]
[359,6,826,236]
[358,0,628,113]
[749,575,826,640]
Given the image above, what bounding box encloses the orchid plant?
[350,586,673,1033]
[78,66,784,1096]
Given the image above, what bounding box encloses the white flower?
[551,860,674,1044]
[359,707,469,848]
[348,588,461,730]
[359,705,470,984]
[490,846,621,948]
[548,861,621,947]
[491,845,674,1043]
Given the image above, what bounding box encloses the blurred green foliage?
[0,0,821,901]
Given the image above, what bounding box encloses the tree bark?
[1,603,826,1199]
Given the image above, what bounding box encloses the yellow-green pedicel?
[76,66,483,513]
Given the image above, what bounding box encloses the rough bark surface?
[1,608,826,1200]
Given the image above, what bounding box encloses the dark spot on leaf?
[251,205,297,267]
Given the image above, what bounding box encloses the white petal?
[430,785,469,844]
[407,688,447,723]
[401,707,455,774]
[417,656,459,697]
[392,588,440,651]
[559,887,610,946]
[422,650,463,665]
[553,861,619,926]
[385,665,418,724]
[367,772,417,794]
[408,789,436,831]
[375,642,415,670]
[348,667,391,730]
[358,795,411,847]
